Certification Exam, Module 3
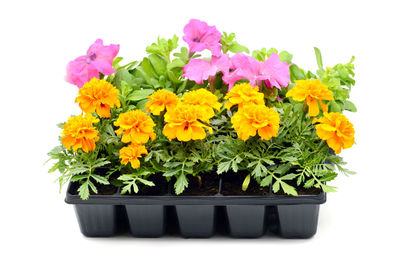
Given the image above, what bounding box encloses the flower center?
[193,37,201,42]
[86,52,97,64]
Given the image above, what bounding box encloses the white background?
[1,0,399,266]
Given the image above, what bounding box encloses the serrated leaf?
[163,169,181,177]
[91,174,109,185]
[69,167,89,175]
[78,182,90,200]
[304,179,315,188]
[217,161,231,174]
[272,180,280,193]
[174,172,188,195]
[321,184,337,192]
[281,181,298,196]
[280,173,297,180]
[260,175,273,187]
[136,178,155,187]
[70,175,87,182]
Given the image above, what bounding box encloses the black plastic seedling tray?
[65,180,326,239]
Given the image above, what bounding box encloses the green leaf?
[242,174,251,191]
[278,51,293,64]
[70,175,87,182]
[91,174,109,185]
[280,173,297,180]
[127,89,154,101]
[148,54,167,76]
[344,100,357,112]
[320,172,338,182]
[272,180,280,193]
[289,64,307,81]
[281,181,298,196]
[321,184,337,192]
[174,172,188,195]
[217,161,231,174]
[121,184,132,194]
[136,99,150,111]
[136,178,155,187]
[78,182,90,200]
[314,47,323,70]
[329,100,342,112]
[304,179,315,188]
[229,42,249,54]
[267,48,278,57]
[163,168,181,177]
[260,175,273,187]
[167,58,186,70]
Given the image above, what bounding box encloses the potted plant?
[47,19,356,238]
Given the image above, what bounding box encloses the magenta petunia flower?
[183,19,222,56]
[183,54,230,84]
[65,39,120,88]
[223,53,290,90]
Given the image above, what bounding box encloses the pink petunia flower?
[65,39,120,88]
[223,53,290,90]
[183,19,222,56]
[183,54,230,84]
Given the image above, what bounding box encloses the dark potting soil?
[275,179,322,195]
[135,173,169,196]
[220,170,269,196]
[175,172,220,196]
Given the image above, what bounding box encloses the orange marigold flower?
[312,112,355,154]
[181,89,222,122]
[61,114,99,153]
[119,143,148,169]
[224,83,264,110]
[163,103,213,141]
[231,104,280,141]
[75,77,121,118]
[286,79,333,117]
[145,89,179,115]
[114,110,156,144]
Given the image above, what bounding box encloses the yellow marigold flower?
[312,112,355,154]
[163,103,213,141]
[114,110,156,144]
[119,143,148,169]
[181,89,222,122]
[75,77,121,118]
[286,79,333,117]
[224,83,265,110]
[145,89,179,115]
[231,104,280,141]
[61,114,99,153]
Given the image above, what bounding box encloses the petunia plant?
[48,19,356,199]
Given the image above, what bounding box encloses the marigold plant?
[286,79,333,117]
[48,19,357,199]
[181,89,222,122]
[145,89,179,115]
[224,83,264,110]
[61,114,99,153]
[231,104,280,141]
[114,110,156,144]
[119,143,148,169]
[75,77,121,118]
[163,103,213,141]
[313,112,355,154]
